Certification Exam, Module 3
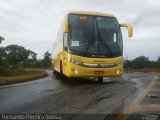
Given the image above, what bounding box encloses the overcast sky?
[0,0,160,60]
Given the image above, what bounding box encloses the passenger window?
[64,33,68,51]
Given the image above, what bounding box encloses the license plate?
[94,71,104,75]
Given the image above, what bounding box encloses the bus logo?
[97,64,102,68]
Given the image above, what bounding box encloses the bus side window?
[64,33,68,51]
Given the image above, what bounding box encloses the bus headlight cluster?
[114,61,124,66]
[65,58,83,65]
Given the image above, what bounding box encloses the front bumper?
[63,61,123,77]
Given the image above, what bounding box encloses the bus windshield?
[68,14,123,58]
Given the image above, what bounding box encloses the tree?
[0,41,40,75]
[25,50,37,67]
[157,56,160,68]
[124,60,133,68]
[0,36,9,75]
[0,36,5,64]
[42,51,51,68]
[157,57,160,62]
[5,45,28,69]
[0,36,4,44]
[0,46,8,74]
[35,59,43,68]
[132,56,150,69]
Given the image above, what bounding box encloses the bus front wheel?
[53,65,59,75]
[98,77,103,83]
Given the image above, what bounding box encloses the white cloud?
[0,0,160,59]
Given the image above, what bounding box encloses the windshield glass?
[68,14,123,57]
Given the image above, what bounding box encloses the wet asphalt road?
[0,70,159,120]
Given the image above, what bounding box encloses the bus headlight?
[114,61,124,66]
[65,58,83,65]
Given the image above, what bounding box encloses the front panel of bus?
[62,14,124,77]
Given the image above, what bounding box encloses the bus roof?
[68,10,115,17]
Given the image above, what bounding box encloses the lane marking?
[115,76,158,120]
[154,83,160,86]
[147,92,160,98]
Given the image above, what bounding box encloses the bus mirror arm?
[120,23,133,37]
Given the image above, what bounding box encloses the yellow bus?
[52,11,132,82]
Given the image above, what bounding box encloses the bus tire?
[98,77,103,83]
[52,64,59,76]
[53,70,59,75]
[52,64,55,74]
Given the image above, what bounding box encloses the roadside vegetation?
[0,36,51,85]
[0,69,46,85]
[124,56,160,72]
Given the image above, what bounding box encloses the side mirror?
[63,19,69,33]
[120,23,133,37]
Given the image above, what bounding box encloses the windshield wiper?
[83,39,91,55]
[95,20,113,56]
[68,23,72,39]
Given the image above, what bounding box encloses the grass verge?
[0,69,47,85]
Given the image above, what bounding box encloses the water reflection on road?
[0,71,159,118]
